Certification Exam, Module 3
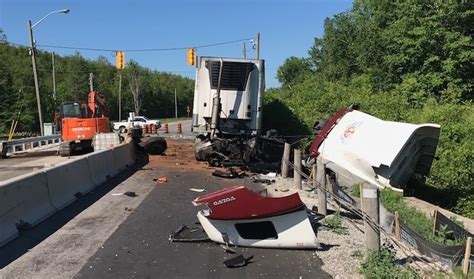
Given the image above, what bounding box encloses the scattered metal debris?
[220,244,237,254]
[169,224,210,243]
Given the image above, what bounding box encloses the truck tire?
[119,126,127,134]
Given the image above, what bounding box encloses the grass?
[323,212,348,235]
[359,247,419,279]
[348,186,466,245]
[380,189,466,245]
[160,117,191,124]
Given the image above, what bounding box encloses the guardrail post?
[432,209,438,237]
[463,236,472,277]
[315,161,327,215]
[395,211,401,240]
[363,186,380,252]
[281,142,290,178]
[293,149,302,189]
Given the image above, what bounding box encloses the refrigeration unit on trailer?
[192,57,264,136]
[191,56,284,169]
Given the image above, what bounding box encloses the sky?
[0,0,352,88]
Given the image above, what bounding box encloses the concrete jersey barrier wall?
[46,157,95,210]
[0,142,136,247]
[113,143,134,172]
[87,149,113,186]
[0,170,55,247]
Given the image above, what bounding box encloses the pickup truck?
[113,116,161,133]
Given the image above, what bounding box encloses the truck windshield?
[61,103,82,118]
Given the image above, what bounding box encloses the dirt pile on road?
[147,139,209,172]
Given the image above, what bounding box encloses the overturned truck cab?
[193,186,320,249]
[307,108,441,192]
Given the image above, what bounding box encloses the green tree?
[276,56,312,86]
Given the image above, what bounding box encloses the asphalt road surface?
[0,147,77,181]
[1,140,329,278]
[75,169,329,279]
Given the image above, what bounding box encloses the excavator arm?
[87,91,108,118]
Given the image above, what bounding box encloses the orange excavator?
[57,74,110,156]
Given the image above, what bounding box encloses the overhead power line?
[4,38,253,53]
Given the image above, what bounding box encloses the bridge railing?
[1,135,61,157]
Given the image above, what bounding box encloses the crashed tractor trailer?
[306,108,441,192]
[192,57,283,169]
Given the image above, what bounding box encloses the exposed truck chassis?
[194,131,285,172]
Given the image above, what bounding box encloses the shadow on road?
[0,153,149,269]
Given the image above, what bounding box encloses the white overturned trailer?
[308,108,441,192]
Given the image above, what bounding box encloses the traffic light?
[116,51,125,69]
[187,48,196,66]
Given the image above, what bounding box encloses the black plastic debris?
[124,191,137,197]
[250,176,275,185]
[212,169,238,179]
[223,254,254,268]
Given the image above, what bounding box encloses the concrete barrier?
[87,149,112,186]
[0,142,136,247]
[46,157,95,210]
[104,148,118,178]
[113,143,135,172]
[0,171,56,246]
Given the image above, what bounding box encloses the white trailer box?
[192,57,264,135]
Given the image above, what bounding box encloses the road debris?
[157,177,168,184]
[223,254,254,268]
[168,224,210,243]
[220,244,237,254]
[211,169,240,179]
[138,136,167,155]
[111,191,137,197]
[250,175,275,185]
[189,188,206,193]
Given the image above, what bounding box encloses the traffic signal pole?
[118,73,122,121]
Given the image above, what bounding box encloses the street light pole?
[28,9,70,136]
[28,20,43,136]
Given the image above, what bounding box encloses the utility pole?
[174,88,178,119]
[118,73,122,121]
[28,20,43,136]
[256,32,260,60]
[89,73,94,91]
[242,42,246,59]
[27,9,70,136]
[52,52,56,100]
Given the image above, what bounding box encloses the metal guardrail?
[1,135,61,157]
